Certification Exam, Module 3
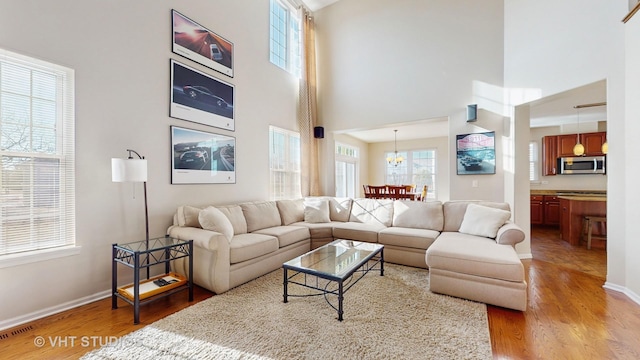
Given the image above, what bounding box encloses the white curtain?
[298,9,321,197]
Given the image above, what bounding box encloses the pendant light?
[573,101,607,155]
[573,107,585,156]
[386,130,403,166]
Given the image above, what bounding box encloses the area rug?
[82,264,491,359]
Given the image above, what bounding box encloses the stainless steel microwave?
[558,156,606,174]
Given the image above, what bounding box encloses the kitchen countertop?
[530,190,607,196]
[557,195,607,202]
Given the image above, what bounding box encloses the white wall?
[449,110,506,202]
[314,0,505,200]
[314,0,504,132]
[623,9,640,302]
[0,0,301,327]
[505,0,636,297]
[530,127,607,191]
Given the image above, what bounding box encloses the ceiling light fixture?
[386,129,403,166]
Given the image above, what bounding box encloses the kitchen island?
[558,195,607,248]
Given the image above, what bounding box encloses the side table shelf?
[112,236,193,324]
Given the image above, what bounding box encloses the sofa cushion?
[216,204,248,235]
[304,198,331,223]
[349,198,394,227]
[229,233,279,264]
[177,205,201,228]
[304,197,353,222]
[241,201,281,233]
[276,199,304,225]
[198,206,234,241]
[459,203,511,239]
[332,222,386,243]
[443,201,510,232]
[392,200,443,231]
[254,225,310,248]
[426,232,524,282]
[378,227,439,250]
[292,221,336,240]
[328,197,353,222]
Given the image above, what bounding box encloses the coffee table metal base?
[283,248,384,321]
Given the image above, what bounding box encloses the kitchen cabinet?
[542,136,558,175]
[558,196,606,247]
[542,132,607,175]
[543,195,560,226]
[557,132,606,157]
[557,134,580,157]
[581,132,607,155]
[531,195,560,226]
[560,198,571,241]
[530,195,544,225]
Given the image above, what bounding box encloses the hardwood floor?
[489,226,640,359]
[2,226,639,359]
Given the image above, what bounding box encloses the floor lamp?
[112,149,149,277]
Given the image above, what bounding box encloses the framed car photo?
[171,126,236,184]
[456,131,496,175]
[172,9,234,77]
[170,59,235,131]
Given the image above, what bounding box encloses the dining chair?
[368,185,387,199]
[420,185,428,201]
[363,185,371,198]
[387,185,407,200]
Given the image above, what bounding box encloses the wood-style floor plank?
[2,226,639,359]
[490,226,640,359]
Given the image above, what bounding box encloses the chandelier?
[386,129,403,166]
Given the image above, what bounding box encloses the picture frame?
[170,59,235,131]
[171,126,236,184]
[172,9,234,77]
[456,131,496,175]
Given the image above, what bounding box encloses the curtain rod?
[573,102,606,109]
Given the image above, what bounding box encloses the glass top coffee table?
[282,239,384,321]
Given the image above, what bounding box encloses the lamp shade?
[112,158,148,182]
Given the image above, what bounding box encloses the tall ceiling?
[340,80,607,144]
[301,0,340,11]
[301,1,607,143]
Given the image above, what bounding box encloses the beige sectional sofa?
[167,197,527,311]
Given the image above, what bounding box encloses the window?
[529,141,539,181]
[335,143,358,198]
[269,0,301,77]
[385,149,436,199]
[269,126,301,200]
[0,48,75,259]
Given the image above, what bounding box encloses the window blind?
[0,48,75,256]
[269,126,301,200]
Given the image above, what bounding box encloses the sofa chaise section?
[425,201,527,311]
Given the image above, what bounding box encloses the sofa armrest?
[495,222,525,246]
[168,226,230,252]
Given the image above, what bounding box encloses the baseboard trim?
[518,253,533,260]
[0,290,110,332]
[603,282,640,306]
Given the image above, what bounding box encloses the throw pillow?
[304,198,331,223]
[458,203,511,239]
[177,205,201,227]
[198,206,234,241]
